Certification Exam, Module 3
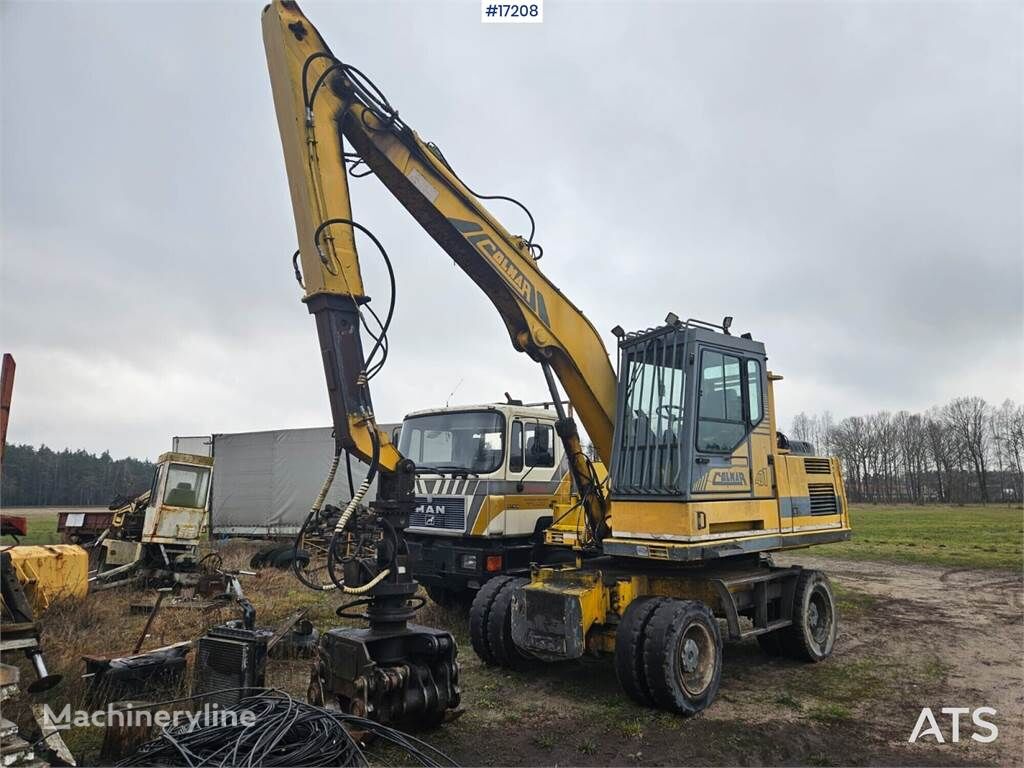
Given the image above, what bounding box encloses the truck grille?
[409,496,466,531]
[808,483,839,515]
[804,458,832,475]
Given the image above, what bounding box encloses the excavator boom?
[262,1,617,477]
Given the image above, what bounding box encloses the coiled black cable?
[116,688,458,767]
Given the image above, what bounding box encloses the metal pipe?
[540,362,568,422]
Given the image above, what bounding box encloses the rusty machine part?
[302,464,461,728]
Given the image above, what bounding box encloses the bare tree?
[945,397,991,502]
[793,397,1019,505]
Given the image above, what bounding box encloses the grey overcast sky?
[1,0,1021,461]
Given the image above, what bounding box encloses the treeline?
[791,397,1023,505]
[0,444,155,507]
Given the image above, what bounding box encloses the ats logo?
[448,218,551,326]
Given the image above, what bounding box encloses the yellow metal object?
[2,545,88,614]
[262,0,617,468]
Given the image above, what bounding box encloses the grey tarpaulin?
[174,426,397,537]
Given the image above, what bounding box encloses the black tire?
[469,575,513,665]
[781,570,837,662]
[614,597,667,705]
[642,599,722,716]
[485,577,533,670]
[425,586,474,612]
[250,544,282,570]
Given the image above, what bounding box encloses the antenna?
[445,377,464,408]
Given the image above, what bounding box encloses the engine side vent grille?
[804,458,832,475]
[808,483,839,516]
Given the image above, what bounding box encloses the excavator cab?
[600,316,848,561]
[610,317,769,503]
[140,452,212,544]
[97,452,213,578]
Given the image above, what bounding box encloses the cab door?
[690,348,754,497]
[503,418,560,536]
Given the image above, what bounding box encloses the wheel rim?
[807,585,834,650]
[677,622,716,697]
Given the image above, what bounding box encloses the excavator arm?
[263,2,617,529]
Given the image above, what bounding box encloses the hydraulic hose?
[291,452,341,591]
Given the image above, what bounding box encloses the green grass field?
[1,511,61,545]
[818,503,1023,569]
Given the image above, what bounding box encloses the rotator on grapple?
[302,456,460,727]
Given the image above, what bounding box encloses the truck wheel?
[781,570,837,662]
[425,586,474,612]
[642,599,722,715]
[614,596,667,705]
[485,577,534,670]
[469,575,513,665]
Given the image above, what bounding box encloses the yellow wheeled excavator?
[262,0,851,724]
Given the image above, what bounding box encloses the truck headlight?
[459,554,478,571]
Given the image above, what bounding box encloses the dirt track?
[773,555,1024,765]
[419,554,1024,767]
[5,523,1021,766]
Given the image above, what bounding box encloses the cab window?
[163,464,211,509]
[524,423,554,468]
[509,421,555,471]
[148,465,162,504]
[747,359,762,424]
[509,421,524,472]
[696,351,746,453]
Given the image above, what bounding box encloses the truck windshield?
[163,464,211,509]
[398,411,505,474]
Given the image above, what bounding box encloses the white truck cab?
[399,403,573,607]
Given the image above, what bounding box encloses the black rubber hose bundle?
[117,689,458,768]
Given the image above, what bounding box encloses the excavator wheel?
[642,599,722,716]
[780,570,837,662]
[485,577,534,670]
[614,596,668,705]
[469,575,514,665]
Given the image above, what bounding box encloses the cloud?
[2,0,1020,460]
